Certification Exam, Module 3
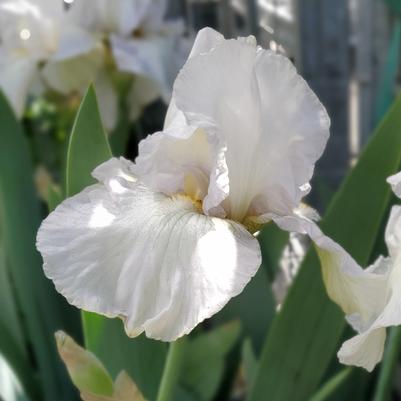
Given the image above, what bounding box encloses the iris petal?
[270,213,396,371]
[37,158,261,341]
[133,28,330,221]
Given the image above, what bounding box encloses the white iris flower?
[36,28,394,371]
[0,0,98,116]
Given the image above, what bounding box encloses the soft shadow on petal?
[37,158,261,341]
[269,213,393,371]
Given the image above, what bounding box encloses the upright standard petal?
[37,158,261,341]
[133,28,330,222]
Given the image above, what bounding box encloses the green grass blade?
[0,237,25,354]
[66,86,112,197]
[248,94,401,401]
[214,267,275,354]
[0,238,39,400]
[372,327,401,401]
[179,322,241,401]
[66,86,166,401]
[308,369,352,401]
[0,91,75,401]
[242,338,258,389]
[258,223,289,282]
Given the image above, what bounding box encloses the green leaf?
[210,227,281,400]
[258,223,289,282]
[214,267,275,353]
[0,236,25,353]
[308,369,352,401]
[372,327,401,401]
[66,86,167,401]
[46,182,63,213]
[0,90,76,401]
[157,338,188,401]
[248,93,401,401]
[241,338,258,390]
[66,86,112,197]
[0,238,39,400]
[211,267,275,400]
[179,322,241,401]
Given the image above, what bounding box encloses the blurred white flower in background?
[0,0,189,129]
[0,0,98,117]
[66,0,189,127]
[37,27,396,372]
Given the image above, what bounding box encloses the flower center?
[184,174,204,203]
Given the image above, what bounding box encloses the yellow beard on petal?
[184,174,204,202]
[242,216,271,234]
[172,193,203,215]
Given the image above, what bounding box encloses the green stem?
[372,327,401,401]
[156,337,187,401]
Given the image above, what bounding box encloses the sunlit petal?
[133,28,330,221]
[37,158,261,341]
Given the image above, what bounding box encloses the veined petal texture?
[37,158,261,341]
